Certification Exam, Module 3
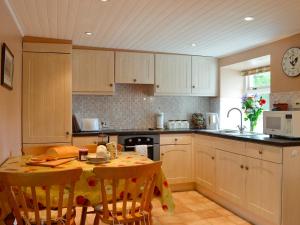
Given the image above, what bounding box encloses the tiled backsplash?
[270,91,300,109]
[73,84,210,129]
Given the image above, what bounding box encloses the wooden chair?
[0,168,82,225]
[91,161,162,225]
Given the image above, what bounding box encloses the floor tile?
[74,191,252,225]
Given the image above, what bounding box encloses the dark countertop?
[73,129,300,147]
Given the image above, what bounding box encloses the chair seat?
[21,208,76,224]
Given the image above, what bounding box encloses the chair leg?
[93,213,100,225]
[80,206,88,225]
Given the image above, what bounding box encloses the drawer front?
[245,142,262,159]
[262,145,282,163]
[72,135,118,147]
[72,136,99,146]
[160,134,192,145]
[214,137,245,155]
[193,134,216,147]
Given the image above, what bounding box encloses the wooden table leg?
[80,206,87,225]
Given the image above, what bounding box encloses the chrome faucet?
[227,108,246,133]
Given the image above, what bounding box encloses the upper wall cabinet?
[72,49,114,95]
[192,56,218,96]
[155,54,192,96]
[115,51,154,84]
[23,44,72,144]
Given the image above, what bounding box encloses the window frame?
[244,72,270,95]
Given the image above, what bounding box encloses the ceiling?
[5,0,300,57]
[223,55,271,71]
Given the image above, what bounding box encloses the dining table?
[0,152,174,223]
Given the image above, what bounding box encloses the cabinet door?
[160,144,192,184]
[155,54,191,96]
[23,52,72,143]
[73,49,114,94]
[216,150,245,205]
[245,157,282,225]
[194,144,216,191]
[192,56,218,96]
[115,52,154,84]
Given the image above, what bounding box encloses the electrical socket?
[101,121,110,129]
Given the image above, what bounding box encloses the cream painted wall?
[0,0,22,163]
[220,33,300,93]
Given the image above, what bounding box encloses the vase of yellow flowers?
[242,94,266,132]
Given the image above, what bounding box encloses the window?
[244,71,270,132]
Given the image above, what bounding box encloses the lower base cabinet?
[245,157,282,225]
[193,134,282,225]
[216,150,245,206]
[160,144,192,184]
[194,144,216,191]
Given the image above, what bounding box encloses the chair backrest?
[93,161,162,222]
[0,168,82,225]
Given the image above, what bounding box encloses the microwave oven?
[263,111,300,138]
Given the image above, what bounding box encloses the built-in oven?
[118,134,160,161]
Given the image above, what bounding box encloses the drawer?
[160,134,192,145]
[261,145,282,163]
[245,142,262,159]
[214,137,245,155]
[245,142,282,163]
[193,134,216,147]
[72,135,118,147]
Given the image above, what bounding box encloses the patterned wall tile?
[73,84,210,129]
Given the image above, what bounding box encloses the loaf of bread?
[45,145,79,159]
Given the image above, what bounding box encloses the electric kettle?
[206,113,219,130]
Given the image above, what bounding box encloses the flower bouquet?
[241,94,266,132]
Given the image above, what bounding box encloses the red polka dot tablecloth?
[0,152,174,221]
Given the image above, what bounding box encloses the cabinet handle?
[156,85,159,88]
[192,85,196,88]
[174,138,178,142]
[211,156,215,160]
[94,141,97,144]
[110,83,113,87]
[245,166,249,170]
[133,79,137,82]
[259,150,263,154]
[240,165,244,169]
[161,153,164,156]
[66,131,70,135]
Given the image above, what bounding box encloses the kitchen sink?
[217,129,257,136]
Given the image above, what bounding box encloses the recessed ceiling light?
[191,43,197,47]
[85,32,93,36]
[244,16,254,21]
[101,0,108,2]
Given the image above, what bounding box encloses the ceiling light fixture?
[191,43,197,47]
[244,16,254,21]
[85,32,93,36]
[101,0,108,2]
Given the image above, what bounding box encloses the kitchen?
[1,0,300,225]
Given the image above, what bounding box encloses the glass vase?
[249,120,257,132]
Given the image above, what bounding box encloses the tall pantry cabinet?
[22,42,72,145]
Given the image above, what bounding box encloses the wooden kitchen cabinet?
[191,56,218,96]
[194,144,216,191]
[22,50,72,144]
[155,54,192,96]
[216,150,245,206]
[72,49,114,95]
[245,157,282,225]
[115,51,154,84]
[160,144,193,184]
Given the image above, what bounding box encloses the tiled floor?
[75,191,252,225]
